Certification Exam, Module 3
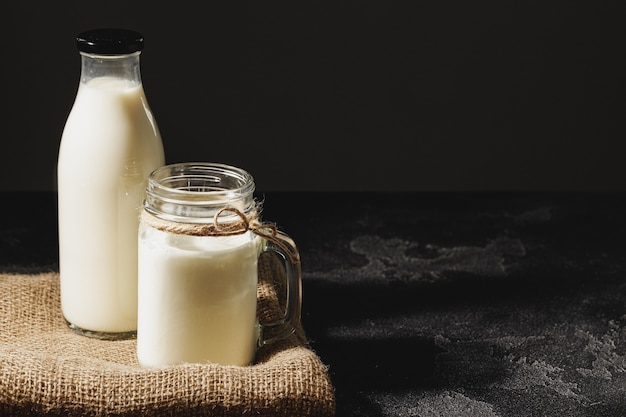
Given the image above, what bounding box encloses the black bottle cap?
[76,28,144,55]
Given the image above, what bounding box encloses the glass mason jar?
[137,162,302,367]
[57,28,165,340]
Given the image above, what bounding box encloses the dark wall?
[2,1,622,191]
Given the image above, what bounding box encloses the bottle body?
[58,44,165,337]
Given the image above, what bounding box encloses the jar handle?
[258,230,302,347]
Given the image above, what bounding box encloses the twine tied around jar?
[140,207,300,264]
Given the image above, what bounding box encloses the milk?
[137,225,261,367]
[58,77,165,334]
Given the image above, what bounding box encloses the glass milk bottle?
[137,163,302,367]
[57,28,165,339]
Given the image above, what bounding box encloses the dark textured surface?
[2,192,626,416]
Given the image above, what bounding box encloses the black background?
[2,0,623,192]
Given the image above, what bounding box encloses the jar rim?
[148,162,255,196]
[144,162,257,223]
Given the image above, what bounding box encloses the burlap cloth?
[0,255,335,416]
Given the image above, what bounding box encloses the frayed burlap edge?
[0,255,335,417]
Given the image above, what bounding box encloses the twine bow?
[141,207,300,264]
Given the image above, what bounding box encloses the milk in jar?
[137,227,260,367]
[136,163,303,367]
[57,29,165,338]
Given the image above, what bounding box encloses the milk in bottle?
[57,28,165,339]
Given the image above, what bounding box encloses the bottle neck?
[79,51,142,86]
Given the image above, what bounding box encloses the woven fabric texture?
[0,255,335,417]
